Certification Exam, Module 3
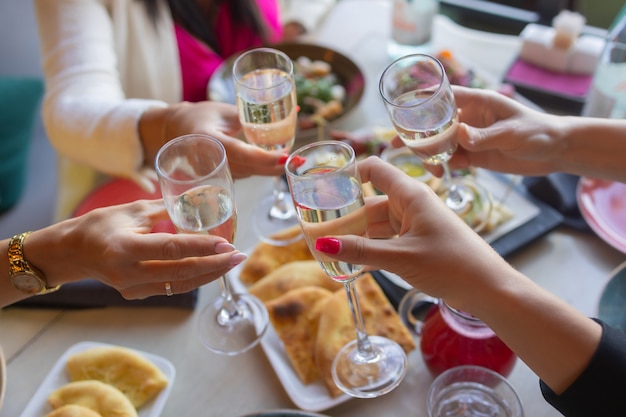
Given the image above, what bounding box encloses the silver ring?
[165,282,173,297]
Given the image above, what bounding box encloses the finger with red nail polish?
[315,237,341,254]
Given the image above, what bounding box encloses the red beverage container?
[419,301,517,377]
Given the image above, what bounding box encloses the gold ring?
[165,282,173,297]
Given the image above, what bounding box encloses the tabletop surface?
[2,1,625,417]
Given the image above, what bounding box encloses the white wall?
[0,0,43,76]
[0,0,58,239]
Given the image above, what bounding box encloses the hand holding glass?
[156,134,268,355]
[285,141,408,398]
[379,54,492,232]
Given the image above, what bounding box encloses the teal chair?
[0,77,44,213]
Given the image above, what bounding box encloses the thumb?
[457,122,482,150]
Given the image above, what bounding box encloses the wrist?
[23,220,82,288]
[139,106,170,166]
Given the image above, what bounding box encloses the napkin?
[11,280,198,309]
[523,173,591,231]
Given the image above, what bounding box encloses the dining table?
[2,1,625,416]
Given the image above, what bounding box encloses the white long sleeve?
[33,0,181,219]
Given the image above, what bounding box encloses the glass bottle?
[387,0,439,61]
[399,291,517,378]
[581,4,626,119]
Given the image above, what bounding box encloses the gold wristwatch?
[8,231,60,295]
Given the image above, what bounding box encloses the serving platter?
[18,341,175,417]
[230,263,351,412]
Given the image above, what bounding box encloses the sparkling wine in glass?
[285,140,408,398]
[379,53,492,233]
[233,47,301,246]
[156,134,268,355]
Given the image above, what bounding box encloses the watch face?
[12,272,44,294]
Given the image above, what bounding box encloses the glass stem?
[268,175,293,220]
[344,280,376,360]
[442,162,466,212]
[217,274,243,325]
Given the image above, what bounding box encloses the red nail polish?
[278,154,289,165]
[292,155,306,168]
[316,237,341,254]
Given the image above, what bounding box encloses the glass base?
[197,292,268,356]
[440,176,493,234]
[253,194,302,246]
[331,336,408,398]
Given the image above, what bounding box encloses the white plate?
[19,341,175,417]
[474,169,540,244]
[577,177,626,254]
[230,264,351,412]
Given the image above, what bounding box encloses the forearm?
[461,268,601,394]
[553,116,626,182]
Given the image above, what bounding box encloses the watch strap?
[8,231,60,295]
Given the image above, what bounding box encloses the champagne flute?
[285,140,408,398]
[155,134,268,355]
[379,53,492,233]
[233,47,301,246]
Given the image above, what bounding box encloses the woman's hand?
[142,101,287,179]
[314,156,512,308]
[40,199,247,300]
[447,86,564,176]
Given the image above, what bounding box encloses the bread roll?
[66,346,168,408]
[47,380,137,417]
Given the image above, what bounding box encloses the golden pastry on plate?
[265,286,335,384]
[65,345,168,408]
[239,225,314,285]
[314,273,416,397]
[247,260,342,302]
[44,403,102,417]
[47,380,137,417]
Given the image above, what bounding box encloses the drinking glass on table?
[379,54,492,233]
[285,141,408,398]
[233,47,301,246]
[155,134,268,355]
[427,365,524,417]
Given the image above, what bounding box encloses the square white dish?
[18,341,175,417]
[230,264,351,412]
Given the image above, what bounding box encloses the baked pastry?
[238,225,314,285]
[314,273,416,397]
[265,286,334,384]
[47,380,137,417]
[44,404,102,417]
[247,260,342,302]
[66,346,168,408]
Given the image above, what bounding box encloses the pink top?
[175,0,283,102]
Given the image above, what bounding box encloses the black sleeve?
[539,320,626,417]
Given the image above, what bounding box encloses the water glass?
[427,365,524,417]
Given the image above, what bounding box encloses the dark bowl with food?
[208,42,365,136]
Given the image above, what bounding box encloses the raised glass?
[233,47,301,246]
[379,53,492,233]
[285,140,408,398]
[156,134,268,355]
